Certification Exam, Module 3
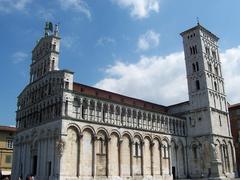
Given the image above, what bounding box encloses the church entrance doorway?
[32,155,38,175]
[172,166,176,179]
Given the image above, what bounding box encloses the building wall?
[0,126,16,175]
[229,104,240,175]
[60,119,187,180]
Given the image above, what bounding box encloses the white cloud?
[12,51,28,64]
[138,30,160,51]
[0,0,32,13]
[221,46,240,104]
[112,0,159,19]
[96,37,115,46]
[59,0,91,20]
[95,46,240,106]
[95,52,188,105]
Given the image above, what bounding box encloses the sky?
[1,0,240,126]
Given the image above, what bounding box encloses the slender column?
[175,145,179,178]
[160,144,163,176]
[77,134,83,177]
[175,120,178,135]
[168,145,172,175]
[166,118,169,133]
[130,140,133,176]
[141,141,144,176]
[142,141,145,177]
[150,141,154,176]
[80,99,83,119]
[106,137,111,177]
[92,135,97,177]
[119,138,123,176]
[220,144,225,174]
[87,100,90,120]
[113,105,116,125]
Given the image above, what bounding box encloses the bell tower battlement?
[30,22,61,83]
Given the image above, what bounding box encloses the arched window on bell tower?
[196,62,199,71]
[196,80,200,90]
[214,81,217,91]
[192,63,196,72]
[51,58,55,71]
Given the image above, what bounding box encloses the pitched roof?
[73,82,168,113]
[0,125,16,132]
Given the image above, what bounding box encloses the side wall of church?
[58,119,187,180]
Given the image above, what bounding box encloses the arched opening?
[161,139,170,175]
[80,129,93,176]
[121,134,131,176]
[143,137,151,175]
[109,132,120,176]
[152,138,161,176]
[65,127,80,177]
[192,63,196,72]
[133,136,142,176]
[96,131,108,176]
[196,80,200,90]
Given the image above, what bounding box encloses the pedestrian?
[26,175,32,180]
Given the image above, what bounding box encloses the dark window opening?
[190,47,193,55]
[195,45,198,54]
[135,142,139,157]
[163,145,167,158]
[212,50,217,59]
[208,63,212,72]
[214,81,217,91]
[48,161,52,177]
[196,62,199,71]
[51,60,55,71]
[65,100,68,116]
[99,138,104,154]
[196,80,200,90]
[205,47,210,55]
[65,82,69,90]
[193,146,198,159]
[52,44,56,51]
[219,115,222,127]
[192,63,196,72]
[32,155,37,176]
[215,66,218,76]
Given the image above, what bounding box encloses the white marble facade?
[12,23,237,180]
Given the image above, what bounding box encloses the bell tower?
[29,22,61,83]
[181,23,231,137]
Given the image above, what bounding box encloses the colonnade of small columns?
[63,95,186,136]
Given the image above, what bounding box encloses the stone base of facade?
[57,175,173,180]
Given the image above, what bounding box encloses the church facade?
[12,23,237,180]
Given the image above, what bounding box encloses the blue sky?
[1,0,240,126]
